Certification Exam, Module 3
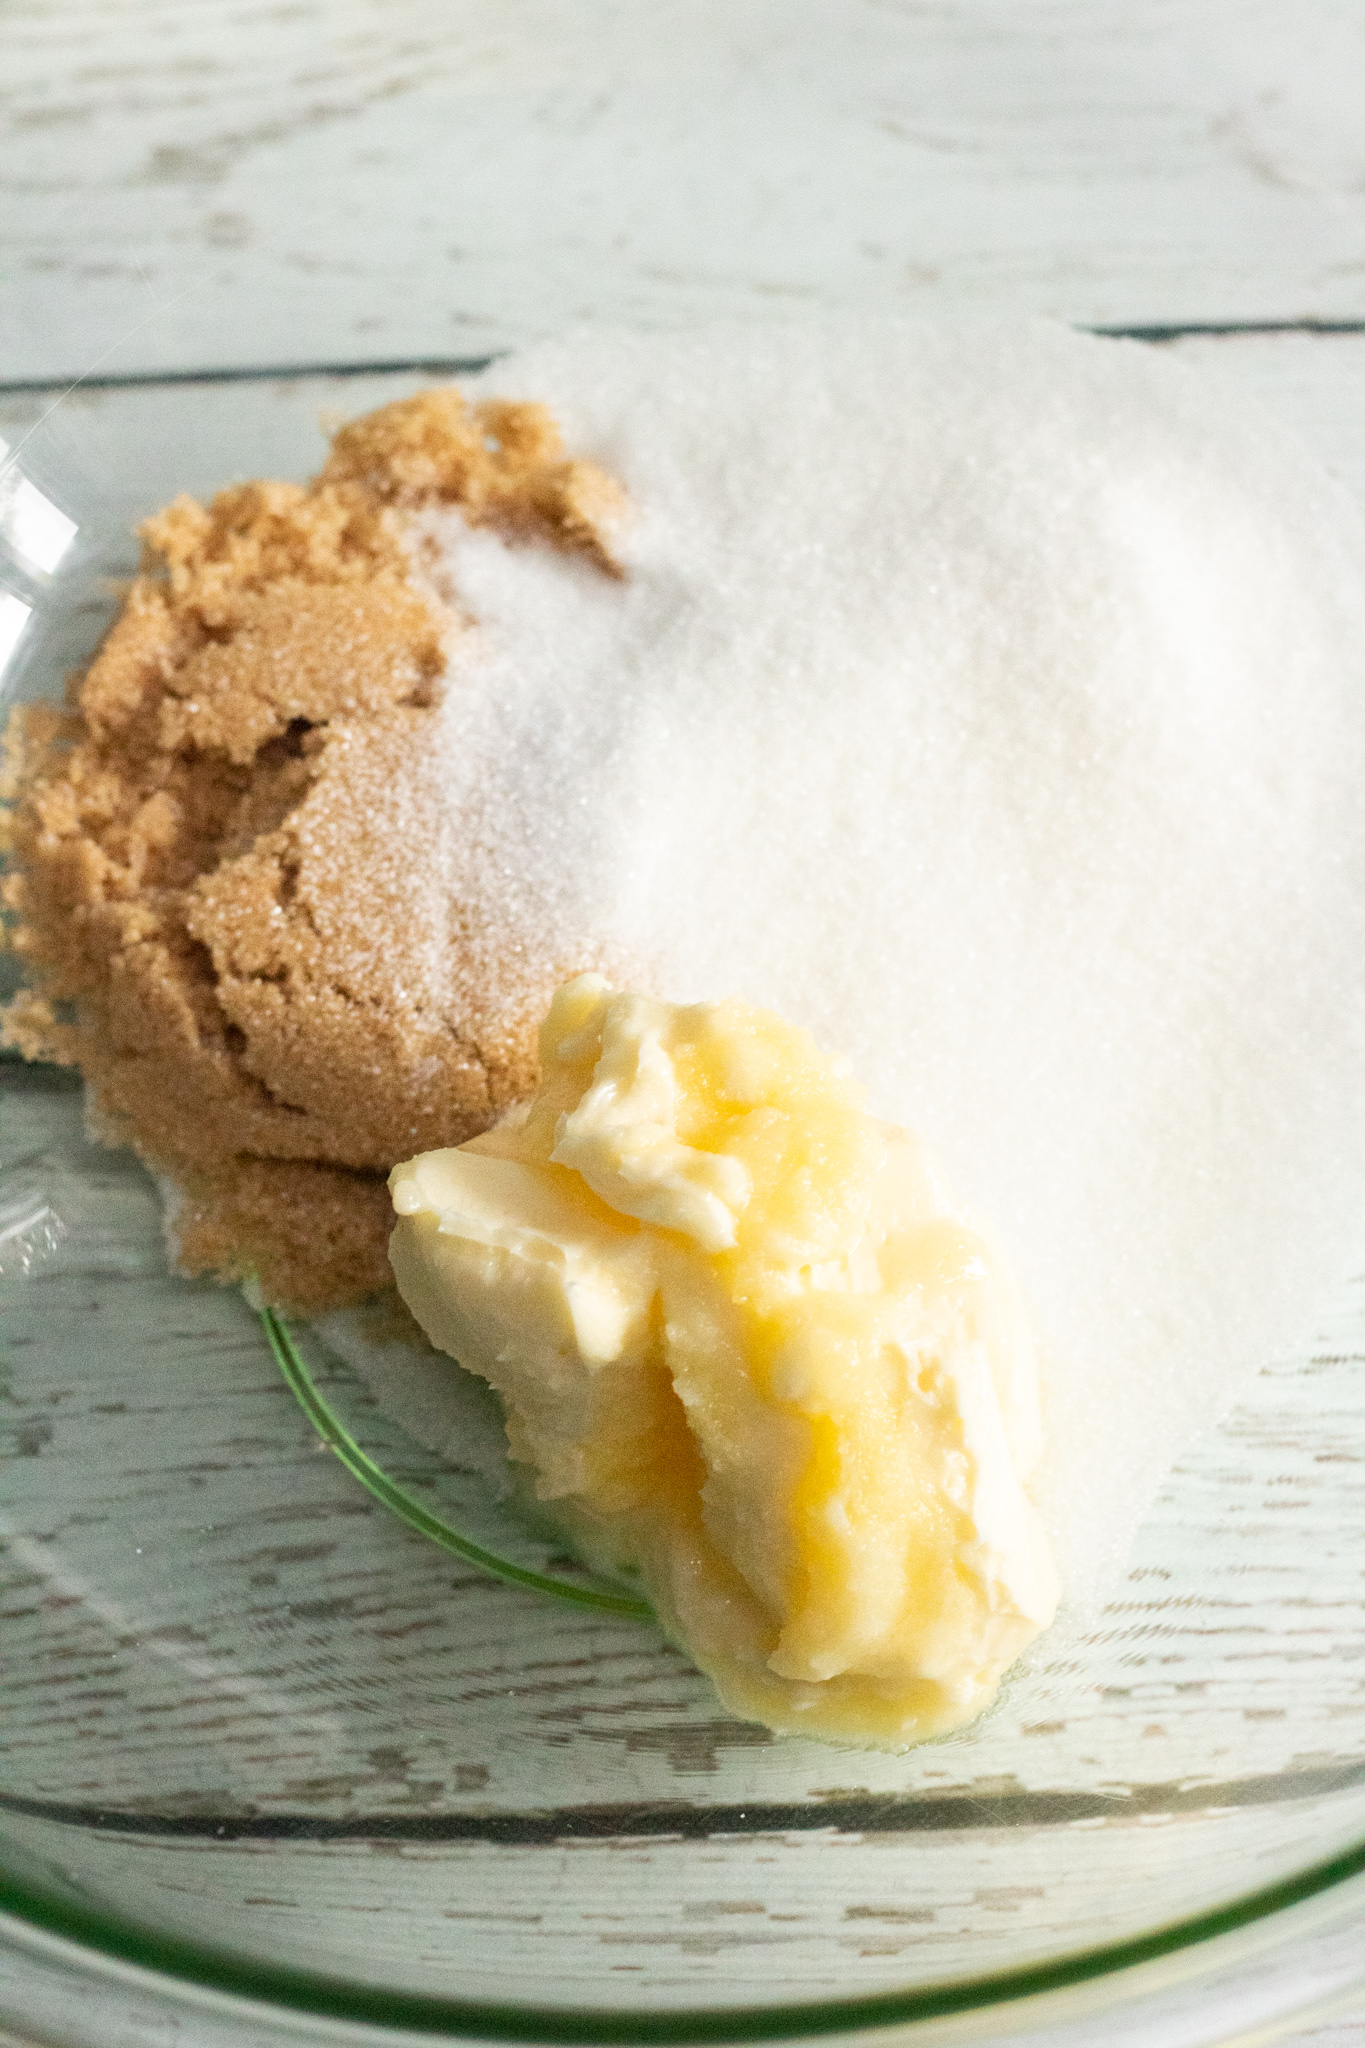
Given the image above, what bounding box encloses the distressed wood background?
[4,0,1365,385]
[3,2,1365,2043]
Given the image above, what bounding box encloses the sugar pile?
[341,319,1365,1617]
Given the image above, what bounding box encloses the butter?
[389,975,1059,1747]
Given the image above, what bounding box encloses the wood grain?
[5,0,1365,382]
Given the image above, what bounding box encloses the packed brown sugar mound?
[1,390,625,1311]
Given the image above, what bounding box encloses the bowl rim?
[3,1838,1364,2043]
[4,1282,1364,2039]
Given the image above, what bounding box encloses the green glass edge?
[8,1298,1365,2044]
[3,1840,1363,2043]
[260,1304,654,1620]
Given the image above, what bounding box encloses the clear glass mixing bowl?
[2,362,1363,2048]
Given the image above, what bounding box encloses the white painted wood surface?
[4,0,1365,384]
[3,2,1365,2041]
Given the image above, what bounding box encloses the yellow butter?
[389,974,1058,1746]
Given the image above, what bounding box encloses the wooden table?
[3,4,1364,2043]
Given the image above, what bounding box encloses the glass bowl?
[2,360,1364,2048]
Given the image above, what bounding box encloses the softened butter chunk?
[388,974,1059,1747]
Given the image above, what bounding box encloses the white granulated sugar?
[346,319,1365,1619]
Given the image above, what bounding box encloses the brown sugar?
[1,389,625,1312]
